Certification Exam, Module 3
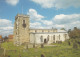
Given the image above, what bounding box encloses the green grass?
[1,41,80,57]
[0,48,4,56]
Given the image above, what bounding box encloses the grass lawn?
[0,48,4,57]
[1,42,80,57]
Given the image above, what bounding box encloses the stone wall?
[14,14,30,46]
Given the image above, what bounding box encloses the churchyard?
[0,39,80,57]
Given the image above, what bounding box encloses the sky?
[0,0,80,36]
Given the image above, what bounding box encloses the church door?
[44,39,47,43]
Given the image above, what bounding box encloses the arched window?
[35,30,37,33]
[53,35,55,40]
[64,34,67,40]
[23,20,25,24]
[40,35,43,42]
[22,20,26,28]
[59,35,60,40]
[47,35,49,41]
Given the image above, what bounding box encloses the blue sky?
[0,0,80,36]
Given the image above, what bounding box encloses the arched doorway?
[44,39,47,43]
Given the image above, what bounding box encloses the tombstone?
[19,55,21,57]
[33,43,35,48]
[26,44,28,49]
[41,44,44,48]
[25,43,28,49]
[41,54,45,57]
[68,41,71,45]
[0,43,1,48]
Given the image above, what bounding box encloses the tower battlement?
[15,14,29,20]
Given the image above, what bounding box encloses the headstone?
[19,55,21,57]
[41,44,44,48]
[41,54,45,57]
[33,44,35,48]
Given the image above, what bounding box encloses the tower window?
[23,20,25,24]
[22,20,26,28]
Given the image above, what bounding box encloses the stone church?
[14,14,69,46]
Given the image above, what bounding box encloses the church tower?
[14,14,30,46]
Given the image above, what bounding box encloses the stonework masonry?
[14,14,30,46]
[14,14,69,46]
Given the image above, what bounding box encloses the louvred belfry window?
[22,20,26,28]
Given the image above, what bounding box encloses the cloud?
[0,27,13,30]
[53,14,80,29]
[6,0,19,6]
[28,9,80,29]
[30,22,44,29]
[41,20,53,26]
[0,19,13,37]
[30,22,41,27]
[27,9,44,21]
[0,19,12,27]
[31,0,80,9]
[27,9,54,29]
[53,14,80,24]
[31,0,55,8]
[30,21,53,29]
[55,24,65,28]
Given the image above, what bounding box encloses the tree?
[4,36,8,42]
[69,27,80,38]
[60,28,65,30]
[68,29,71,33]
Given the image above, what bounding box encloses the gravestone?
[41,54,45,57]
[41,44,44,48]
